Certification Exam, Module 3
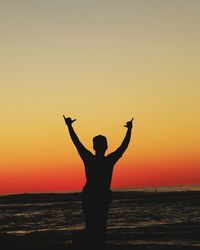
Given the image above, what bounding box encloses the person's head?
[93,135,108,155]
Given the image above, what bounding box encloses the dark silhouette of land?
[63,116,133,249]
[0,190,199,204]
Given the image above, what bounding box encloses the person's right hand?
[63,115,76,126]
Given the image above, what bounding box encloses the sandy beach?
[1,227,199,250]
[0,190,200,250]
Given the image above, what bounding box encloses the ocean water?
[114,184,200,192]
[0,185,200,247]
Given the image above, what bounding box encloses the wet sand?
[1,191,200,250]
[1,223,199,250]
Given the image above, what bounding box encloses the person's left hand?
[124,118,133,129]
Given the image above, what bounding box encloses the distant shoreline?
[1,183,200,197]
[0,190,200,205]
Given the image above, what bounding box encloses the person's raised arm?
[109,118,133,161]
[63,115,91,160]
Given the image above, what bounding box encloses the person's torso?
[83,155,115,194]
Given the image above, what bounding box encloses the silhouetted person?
[63,116,133,249]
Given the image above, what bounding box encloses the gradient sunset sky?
[1,0,200,194]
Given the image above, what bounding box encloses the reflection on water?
[0,189,200,248]
[107,197,200,230]
[0,201,84,234]
[110,240,200,247]
[0,196,200,234]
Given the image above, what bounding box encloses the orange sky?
[0,1,200,194]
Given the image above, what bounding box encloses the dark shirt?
[80,150,123,200]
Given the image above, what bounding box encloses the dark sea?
[0,185,200,249]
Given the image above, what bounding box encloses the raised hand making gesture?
[63,115,76,126]
[124,118,133,129]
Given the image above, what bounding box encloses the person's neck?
[95,152,105,157]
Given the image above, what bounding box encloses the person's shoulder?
[107,150,122,157]
[106,151,123,162]
[81,150,94,162]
